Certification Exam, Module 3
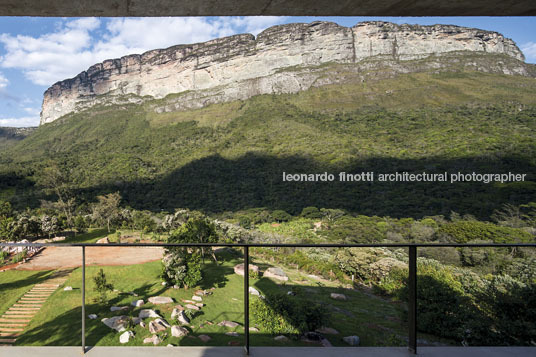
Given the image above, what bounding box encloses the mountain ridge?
[40,21,528,125]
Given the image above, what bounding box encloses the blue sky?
[0,16,535,127]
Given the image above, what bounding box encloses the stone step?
[0,333,20,337]
[3,312,35,316]
[8,307,40,311]
[13,304,42,307]
[0,328,23,332]
[0,318,30,323]
[0,339,16,343]
[19,298,47,302]
[0,323,26,327]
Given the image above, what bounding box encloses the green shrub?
[272,210,291,222]
[251,292,328,336]
[93,268,114,304]
[439,221,532,243]
[300,206,322,219]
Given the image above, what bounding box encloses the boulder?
[149,319,168,334]
[198,335,211,343]
[63,286,73,291]
[132,317,141,325]
[185,304,200,311]
[110,306,129,312]
[316,327,339,335]
[226,332,239,337]
[131,299,144,307]
[263,267,288,281]
[177,311,190,325]
[155,318,170,328]
[88,314,98,320]
[195,303,204,308]
[218,320,239,328]
[171,325,189,337]
[148,296,174,305]
[248,287,260,296]
[101,315,130,332]
[343,335,360,346]
[52,236,66,242]
[330,293,347,301]
[182,299,197,304]
[192,295,202,302]
[249,327,259,332]
[234,263,259,277]
[139,309,161,319]
[143,335,161,345]
[96,237,109,244]
[119,331,134,344]
[274,335,289,342]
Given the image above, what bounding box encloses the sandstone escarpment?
[40,21,527,125]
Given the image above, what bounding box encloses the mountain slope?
[1,62,536,217]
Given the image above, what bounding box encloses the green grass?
[0,270,54,316]
[3,252,419,347]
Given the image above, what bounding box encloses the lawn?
[2,249,417,347]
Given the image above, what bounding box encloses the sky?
[0,16,535,127]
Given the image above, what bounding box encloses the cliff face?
[40,21,527,125]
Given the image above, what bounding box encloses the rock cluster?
[40,21,528,125]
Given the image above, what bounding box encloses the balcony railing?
[1,241,535,354]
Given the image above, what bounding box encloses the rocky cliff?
[40,21,528,125]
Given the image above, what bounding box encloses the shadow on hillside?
[78,152,535,219]
[0,271,54,291]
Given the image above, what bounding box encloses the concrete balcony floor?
[0,346,534,357]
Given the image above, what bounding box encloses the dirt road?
[16,246,164,270]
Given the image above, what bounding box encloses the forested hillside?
[1,67,536,219]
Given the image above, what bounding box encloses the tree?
[39,163,76,229]
[161,216,220,288]
[93,269,114,304]
[272,210,291,222]
[92,192,121,232]
[41,215,59,238]
[0,201,15,241]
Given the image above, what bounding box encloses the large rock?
[192,296,202,302]
[96,237,109,244]
[171,309,190,325]
[263,267,288,281]
[343,335,360,346]
[248,287,260,296]
[149,319,168,334]
[101,315,130,332]
[131,299,144,307]
[110,306,129,312]
[218,320,239,328]
[198,335,211,343]
[148,296,174,305]
[171,325,189,337]
[139,309,161,319]
[185,304,200,311]
[330,293,347,301]
[119,331,134,344]
[40,21,527,126]
[274,335,289,342]
[143,335,161,345]
[234,263,259,276]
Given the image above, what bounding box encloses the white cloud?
[0,116,39,127]
[0,72,8,89]
[0,16,287,87]
[521,42,536,63]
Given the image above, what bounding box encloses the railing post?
[82,245,86,354]
[408,245,417,354]
[244,245,250,355]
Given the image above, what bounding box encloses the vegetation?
[93,268,114,304]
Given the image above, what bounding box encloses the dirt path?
[15,246,164,270]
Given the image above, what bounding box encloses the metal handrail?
[1,241,535,354]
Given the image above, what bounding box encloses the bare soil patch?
[15,246,164,271]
